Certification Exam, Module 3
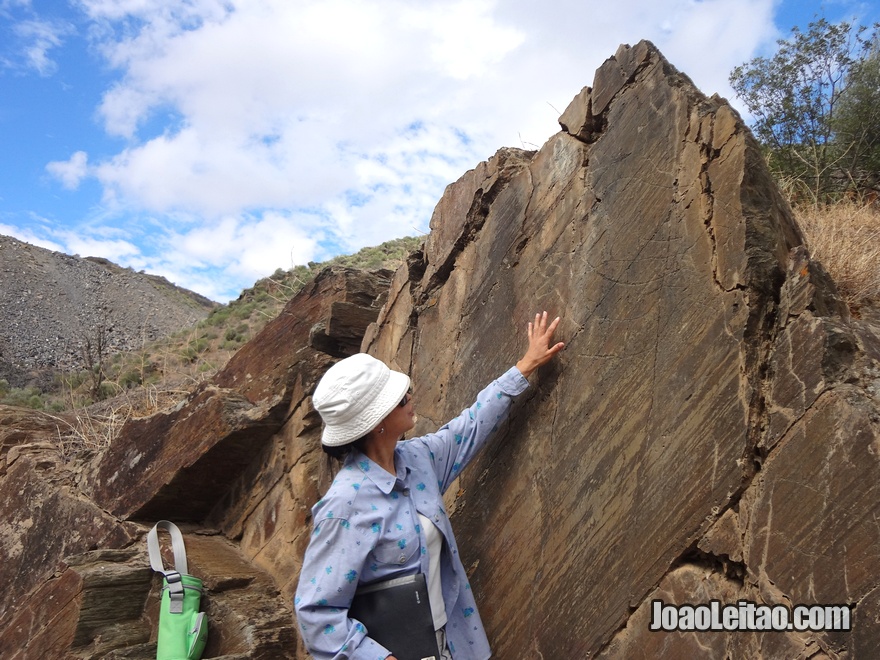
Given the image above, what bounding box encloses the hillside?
[0,235,216,388]
[0,234,422,412]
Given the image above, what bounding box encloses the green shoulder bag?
[147,521,209,660]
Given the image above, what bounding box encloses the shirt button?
[399,554,407,564]
[403,489,410,496]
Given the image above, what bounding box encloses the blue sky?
[1,0,878,302]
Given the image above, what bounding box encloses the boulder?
[0,451,140,651]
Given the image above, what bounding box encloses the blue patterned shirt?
[295,366,529,659]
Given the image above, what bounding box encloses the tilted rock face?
[362,41,880,657]
[88,266,391,523]
[2,41,879,659]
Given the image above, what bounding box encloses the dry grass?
[45,382,199,461]
[46,404,131,461]
[794,200,880,309]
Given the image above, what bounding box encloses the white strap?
[147,520,189,576]
[164,571,186,614]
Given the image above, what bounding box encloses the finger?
[528,321,533,340]
[547,316,561,337]
[534,312,543,336]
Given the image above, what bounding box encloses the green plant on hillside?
[1,386,46,410]
[833,42,880,193]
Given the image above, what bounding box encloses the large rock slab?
[362,40,879,657]
[1,533,297,659]
[0,449,139,645]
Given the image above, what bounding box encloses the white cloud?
[165,211,321,280]
[0,223,66,253]
[63,234,141,261]
[29,0,783,301]
[46,151,90,190]
[12,17,71,76]
[655,0,779,104]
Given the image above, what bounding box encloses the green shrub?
[205,307,231,326]
[233,302,255,319]
[181,338,210,362]
[2,387,42,408]
[120,370,142,389]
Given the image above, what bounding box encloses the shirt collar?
[349,447,411,494]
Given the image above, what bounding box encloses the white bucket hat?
[312,353,411,447]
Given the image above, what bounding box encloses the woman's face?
[381,390,416,438]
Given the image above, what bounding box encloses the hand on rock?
[516,311,565,378]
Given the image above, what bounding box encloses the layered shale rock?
[2,40,879,659]
[363,41,880,657]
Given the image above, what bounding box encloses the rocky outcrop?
[0,234,216,385]
[0,266,391,659]
[2,40,879,659]
[362,41,880,657]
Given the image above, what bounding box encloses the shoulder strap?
[147,521,190,614]
[147,520,189,575]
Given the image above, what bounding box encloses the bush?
[2,387,45,409]
[181,338,210,362]
[205,307,231,326]
[0,378,9,397]
[233,302,256,320]
[119,369,143,389]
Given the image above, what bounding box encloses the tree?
[730,19,880,204]
[80,323,109,401]
[833,41,880,196]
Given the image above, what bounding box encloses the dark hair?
[322,434,369,461]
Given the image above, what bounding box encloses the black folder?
[349,573,440,660]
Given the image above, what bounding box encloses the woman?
[295,312,564,659]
